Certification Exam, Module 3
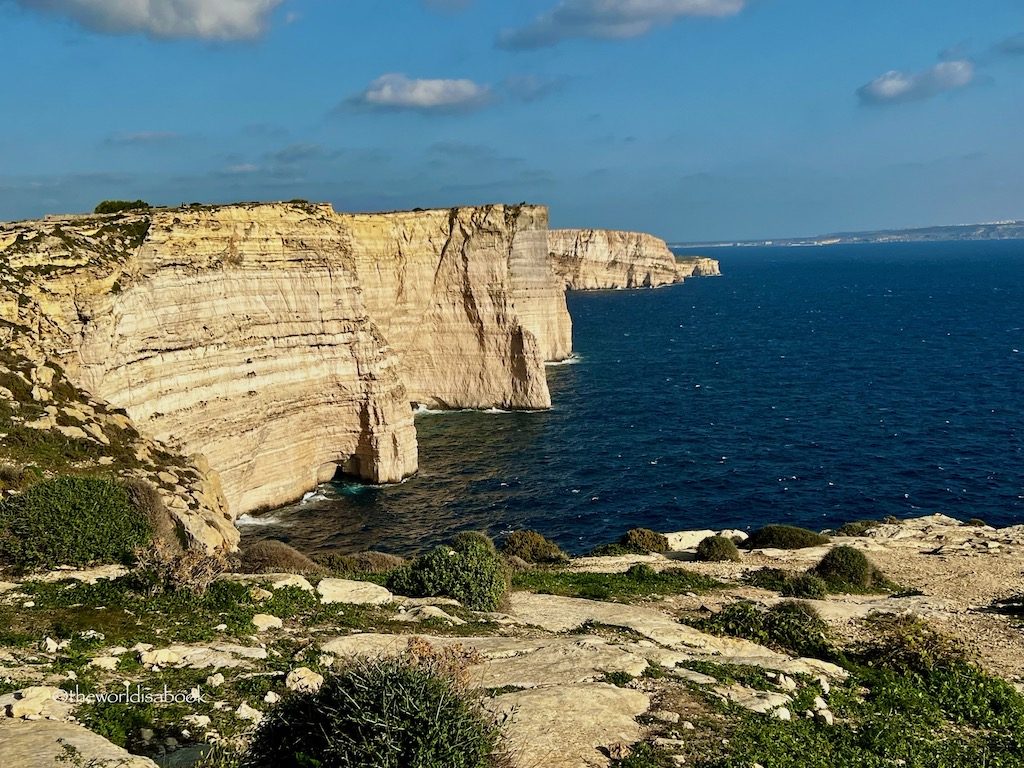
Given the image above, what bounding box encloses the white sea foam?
[237,512,289,527]
[546,355,582,367]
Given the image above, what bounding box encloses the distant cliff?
[549,229,719,290]
[0,203,572,549]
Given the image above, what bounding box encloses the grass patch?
[687,600,832,659]
[513,563,721,602]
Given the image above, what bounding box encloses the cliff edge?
[0,202,572,549]
[550,229,720,289]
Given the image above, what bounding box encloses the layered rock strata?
[549,229,720,289]
[0,203,572,547]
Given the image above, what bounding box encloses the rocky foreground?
[1,514,1022,767]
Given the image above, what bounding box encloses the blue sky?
[1,0,1022,241]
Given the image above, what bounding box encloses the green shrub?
[451,531,498,555]
[692,600,831,659]
[316,550,406,574]
[745,567,795,592]
[513,565,720,601]
[967,518,988,528]
[812,546,887,593]
[835,520,882,537]
[781,573,828,599]
[695,535,741,562]
[502,530,568,564]
[388,534,509,611]
[621,528,670,553]
[240,540,322,575]
[0,476,151,569]
[745,525,830,550]
[94,200,151,214]
[243,650,505,768]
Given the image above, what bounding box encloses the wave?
[546,355,583,367]
[237,512,290,527]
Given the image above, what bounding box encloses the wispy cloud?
[857,58,976,106]
[996,33,1024,56]
[349,73,491,113]
[13,0,283,40]
[498,0,746,50]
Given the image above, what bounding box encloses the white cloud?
[15,0,282,40]
[857,59,976,105]
[498,0,746,50]
[351,73,491,112]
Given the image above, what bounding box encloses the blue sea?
[242,241,1024,556]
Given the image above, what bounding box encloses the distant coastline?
[672,219,1024,249]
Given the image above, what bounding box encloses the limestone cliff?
[675,256,722,278]
[0,202,572,549]
[549,229,720,290]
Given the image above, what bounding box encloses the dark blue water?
[243,241,1024,555]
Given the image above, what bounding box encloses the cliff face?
[549,229,720,290]
[675,256,722,278]
[0,202,572,549]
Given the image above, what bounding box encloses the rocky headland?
[549,228,720,290]
[0,203,586,551]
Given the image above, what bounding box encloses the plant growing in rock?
[745,525,830,550]
[243,643,507,768]
[94,199,151,214]
[0,476,151,569]
[388,533,509,611]
[696,535,741,562]
[812,546,888,593]
[502,530,568,564]
[780,573,828,599]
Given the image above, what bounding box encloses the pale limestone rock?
[220,573,314,592]
[717,685,791,715]
[252,614,283,632]
[550,229,684,290]
[487,684,649,768]
[317,578,393,606]
[234,702,262,723]
[2,203,574,549]
[665,529,717,551]
[1,687,70,720]
[0,718,159,767]
[87,657,119,671]
[139,649,181,667]
[285,667,324,694]
[395,605,465,625]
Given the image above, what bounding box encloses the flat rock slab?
[717,684,791,714]
[508,593,847,679]
[317,578,393,605]
[487,684,649,768]
[219,573,314,592]
[0,718,158,767]
[320,634,650,689]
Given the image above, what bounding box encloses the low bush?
[812,546,887,593]
[388,534,509,611]
[692,600,831,659]
[243,643,506,768]
[835,520,882,537]
[502,530,568,564]
[780,573,828,599]
[695,536,741,562]
[745,525,830,550]
[316,550,406,574]
[592,528,670,556]
[0,476,151,569]
[451,531,498,555]
[745,567,795,592]
[240,540,323,575]
[94,199,151,214]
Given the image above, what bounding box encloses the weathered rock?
[0,687,71,720]
[395,605,464,624]
[550,229,684,290]
[487,684,649,768]
[252,614,283,632]
[0,718,159,767]
[316,578,393,606]
[285,667,324,694]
